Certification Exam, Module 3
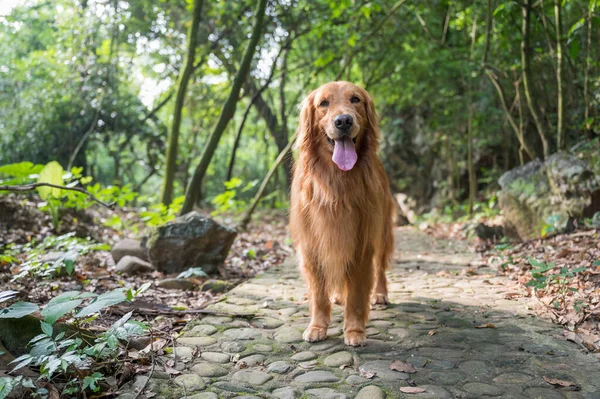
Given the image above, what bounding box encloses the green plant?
[139,195,185,227]
[526,258,587,309]
[1,161,135,230]
[540,214,564,237]
[0,286,148,398]
[4,233,109,281]
[0,162,44,186]
[211,178,256,216]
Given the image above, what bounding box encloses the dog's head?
[297,81,379,171]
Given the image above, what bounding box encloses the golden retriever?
[290,81,395,346]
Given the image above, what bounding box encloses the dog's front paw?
[344,331,366,347]
[303,326,328,343]
[371,293,389,306]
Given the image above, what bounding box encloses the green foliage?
[211,178,256,216]
[3,232,109,282]
[0,162,43,186]
[419,196,500,225]
[37,161,64,200]
[0,287,147,398]
[541,214,564,237]
[526,258,587,309]
[1,161,135,230]
[139,195,185,227]
[0,301,40,319]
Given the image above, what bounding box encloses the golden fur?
[290,81,395,346]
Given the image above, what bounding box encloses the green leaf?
[0,302,39,319]
[40,321,53,336]
[37,161,64,199]
[0,376,21,399]
[8,355,33,372]
[570,39,580,59]
[75,289,127,318]
[0,291,19,304]
[568,18,585,38]
[42,299,82,324]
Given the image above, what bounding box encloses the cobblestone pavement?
[119,227,600,399]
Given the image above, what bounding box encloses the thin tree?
[180,0,268,215]
[554,0,565,150]
[161,0,204,206]
[239,132,297,230]
[584,1,596,127]
[482,0,536,161]
[521,0,551,158]
[467,9,478,215]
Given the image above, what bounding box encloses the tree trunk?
[161,0,204,206]
[239,132,297,230]
[584,1,594,127]
[554,0,565,150]
[467,12,478,215]
[521,0,551,159]
[181,0,268,215]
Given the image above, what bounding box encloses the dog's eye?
[319,100,329,107]
[350,96,361,103]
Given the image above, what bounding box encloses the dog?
[289,81,395,346]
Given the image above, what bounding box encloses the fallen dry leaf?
[359,370,377,379]
[428,330,436,336]
[543,376,577,388]
[139,338,167,355]
[475,323,496,329]
[390,360,417,374]
[163,365,181,375]
[504,292,522,299]
[339,363,352,370]
[400,386,426,393]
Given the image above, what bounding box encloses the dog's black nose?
[334,114,353,130]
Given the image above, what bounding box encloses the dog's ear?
[362,88,380,140]
[296,90,316,150]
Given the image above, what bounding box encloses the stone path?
[119,227,600,399]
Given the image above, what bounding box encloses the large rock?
[498,153,599,240]
[146,212,237,274]
[111,238,148,263]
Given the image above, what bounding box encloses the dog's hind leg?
[372,213,394,306]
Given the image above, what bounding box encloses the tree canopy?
[1,0,598,211]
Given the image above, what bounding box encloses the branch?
[0,183,116,209]
[238,131,297,230]
[335,0,408,80]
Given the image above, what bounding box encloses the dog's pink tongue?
[332,136,357,171]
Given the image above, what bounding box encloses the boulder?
[498,153,600,240]
[111,238,148,263]
[146,212,237,274]
[115,255,155,275]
